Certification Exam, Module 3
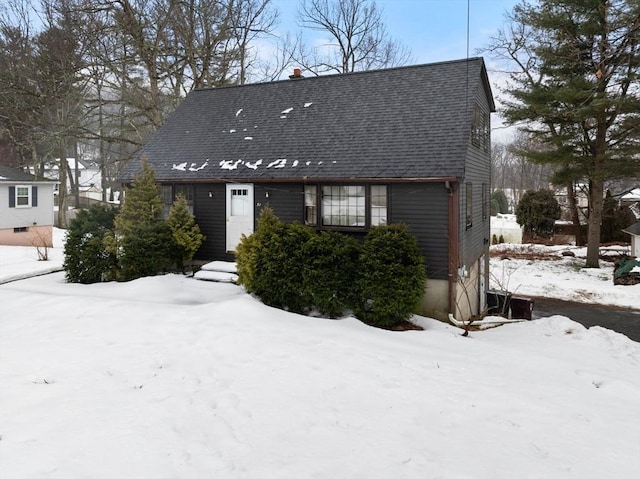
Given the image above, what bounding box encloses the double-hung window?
[304,184,387,229]
[16,186,31,207]
[161,184,195,216]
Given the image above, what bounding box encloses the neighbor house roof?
[0,165,38,182]
[623,221,640,236]
[120,57,495,183]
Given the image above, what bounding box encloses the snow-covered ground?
[1,230,639,478]
[489,243,639,309]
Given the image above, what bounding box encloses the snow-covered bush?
[354,224,426,328]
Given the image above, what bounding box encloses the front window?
[16,186,31,208]
[304,184,387,229]
[322,185,365,227]
[304,185,317,226]
[371,185,388,226]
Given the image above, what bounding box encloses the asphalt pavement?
[531,297,640,343]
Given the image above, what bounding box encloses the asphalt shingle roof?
[0,165,38,182]
[120,57,495,183]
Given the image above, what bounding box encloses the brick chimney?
[289,68,303,80]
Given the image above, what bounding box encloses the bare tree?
[227,0,278,84]
[296,0,411,75]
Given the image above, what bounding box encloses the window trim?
[466,183,473,229]
[482,183,488,220]
[471,105,490,152]
[304,183,388,231]
[15,185,31,208]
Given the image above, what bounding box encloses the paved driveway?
[532,297,640,342]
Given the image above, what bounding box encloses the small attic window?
[471,105,490,152]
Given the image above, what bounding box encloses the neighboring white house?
[0,165,56,247]
[37,158,104,202]
[490,213,523,244]
[622,222,640,258]
[620,188,640,220]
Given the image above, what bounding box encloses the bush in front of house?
[302,231,362,317]
[167,193,205,272]
[64,204,119,283]
[117,220,175,281]
[114,159,174,281]
[237,206,284,296]
[354,224,426,328]
[237,207,315,313]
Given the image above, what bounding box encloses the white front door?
[226,184,254,252]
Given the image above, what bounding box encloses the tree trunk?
[566,181,584,246]
[585,179,604,268]
[57,150,68,228]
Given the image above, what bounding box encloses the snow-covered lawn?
[1,231,639,478]
[489,243,639,309]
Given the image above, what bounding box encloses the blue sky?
[269,0,522,142]
[271,0,521,64]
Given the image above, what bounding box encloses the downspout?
[446,180,459,315]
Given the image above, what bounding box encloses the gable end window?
[304,184,387,230]
[482,183,488,220]
[471,105,490,152]
[9,185,37,208]
[466,183,473,229]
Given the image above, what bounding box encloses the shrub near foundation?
[238,208,314,313]
[302,231,361,318]
[354,224,426,328]
[64,204,119,283]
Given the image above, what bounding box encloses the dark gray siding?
[255,183,304,224]
[191,181,452,278]
[192,182,304,261]
[390,183,449,280]
[460,87,492,267]
[193,183,233,261]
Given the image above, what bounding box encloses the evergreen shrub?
[114,159,174,281]
[515,189,561,238]
[302,231,361,317]
[63,204,119,283]
[118,221,174,281]
[237,208,314,313]
[167,193,205,271]
[354,224,426,328]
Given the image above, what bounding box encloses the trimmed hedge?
[237,208,314,313]
[354,224,426,328]
[236,209,427,327]
[302,231,361,317]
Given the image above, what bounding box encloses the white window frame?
[15,185,31,208]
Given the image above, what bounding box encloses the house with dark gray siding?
[119,57,495,321]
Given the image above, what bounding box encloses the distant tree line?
[1,0,410,225]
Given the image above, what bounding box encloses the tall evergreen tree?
[487,0,640,267]
[114,159,172,280]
